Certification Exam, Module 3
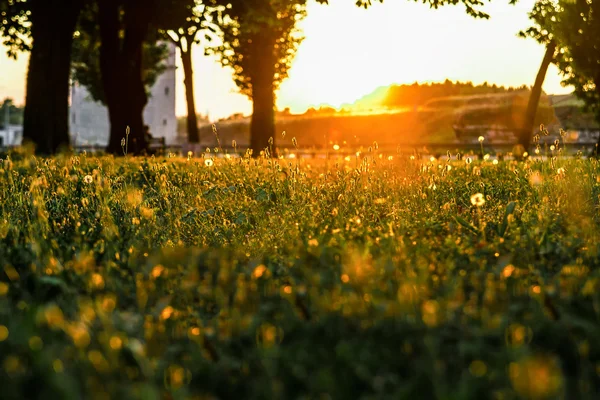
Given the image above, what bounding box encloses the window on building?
[163,119,168,126]
[165,86,170,96]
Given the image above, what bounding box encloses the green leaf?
[453,216,478,234]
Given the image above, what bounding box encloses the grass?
[1,146,600,399]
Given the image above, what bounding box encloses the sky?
[0,0,569,121]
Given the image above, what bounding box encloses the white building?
[70,42,177,146]
[0,124,23,147]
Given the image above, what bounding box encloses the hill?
[195,83,597,149]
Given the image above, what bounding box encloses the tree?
[70,0,195,155]
[71,4,170,151]
[523,0,600,146]
[163,1,221,145]
[0,0,85,154]
[211,0,518,157]
[72,6,169,106]
[210,0,307,156]
[518,0,558,150]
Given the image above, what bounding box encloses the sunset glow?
[0,0,570,120]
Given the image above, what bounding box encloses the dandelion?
[529,172,543,186]
[483,154,490,161]
[333,144,340,151]
[83,175,93,184]
[493,159,499,165]
[292,137,298,148]
[121,138,126,148]
[557,167,566,176]
[550,145,555,151]
[470,193,485,207]
[187,151,193,158]
[478,136,485,143]
[204,159,214,167]
[465,157,472,165]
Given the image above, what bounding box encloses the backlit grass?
[1,147,599,399]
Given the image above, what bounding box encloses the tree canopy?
[522,0,600,127]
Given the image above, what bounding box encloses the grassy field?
[1,146,600,399]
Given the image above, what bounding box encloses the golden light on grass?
[165,365,189,389]
[88,350,109,373]
[109,336,123,350]
[101,295,117,313]
[0,325,8,342]
[421,300,439,327]
[189,327,201,337]
[91,273,105,289]
[256,323,282,349]
[160,306,174,320]
[253,265,267,279]
[40,304,65,329]
[509,355,563,399]
[68,323,91,348]
[151,264,165,279]
[505,324,533,348]
[502,264,515,278]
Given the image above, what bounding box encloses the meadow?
[1,145,600,399]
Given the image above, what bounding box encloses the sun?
[274,0,567,115]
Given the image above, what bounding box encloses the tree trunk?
[249,34,276,157]
[22,0,83,154]
[180,46,200,144]
[518,40,556,151]
[99,0,150,155]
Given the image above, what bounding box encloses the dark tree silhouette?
[0,0,85,154]
[523,0,600,146]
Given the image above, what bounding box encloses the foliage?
[0,0,32,57]
[522,0,600,124]
[1,145,600,398]
[0,98,24,127]
[210,0,308,99]
[162,0,221,52]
